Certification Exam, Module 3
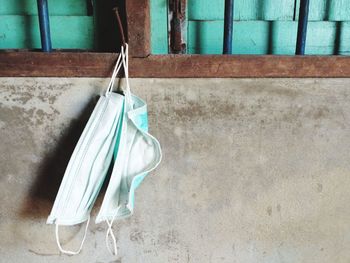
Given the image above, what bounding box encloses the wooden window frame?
[1,0,350,78]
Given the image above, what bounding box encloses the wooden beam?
[126,0,150,57]
[1,52,350,78]
[0,52,117,77]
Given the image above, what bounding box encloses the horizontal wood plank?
[0,0,89,16]
[188,21,350,55]
[188,0,294,21]
[1,52,350,78]
[188,0,350,21]
[0,16,94,49]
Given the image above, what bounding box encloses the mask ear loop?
[102,43,130,257]
[105,52,123,96]
[105,214,118,256]
[55,215,91,255]
[121,44,133,109]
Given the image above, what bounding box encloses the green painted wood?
[188,20,350,55]
[188,0,294,21]
[263,0,294,21]
[150,0,168,54]
[273,0,350,22]
[294,0,344,21]
[188,0,350,21]
[235,0,264,21]
[0,0,89,16]
[296,0,327,21]
[183,0,188,54]
[328,0,350,21]
[188,21,269,54]
[0,15,94,49]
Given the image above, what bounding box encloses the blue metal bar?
[37,0,52,52]
[223,0,234,54]
[295,0,310,55]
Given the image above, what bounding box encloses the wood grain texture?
[188,0,294,21]
[1,52,350,78]
[187,0,350,21]
[295,0,327,21]
[169,0,187,53]
[0,15,94,49]
[150,0,168,54]
[188,21,350,55]
[0,0,89,15]
[328,0,350,21]
[126,0,150,57]
[294,0,350,21]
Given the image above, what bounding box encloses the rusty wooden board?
[169,0,187,54]
[126,0,150,57]
[1,52,350,77]
[0,52,118,77]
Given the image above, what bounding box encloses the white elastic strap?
[108,55,123,94]
[106,52,123,95]
[105,215,118,256]
[55,216,90,255]
[122,45,131,100]
[105,52,123,96]
[121,44,132,108]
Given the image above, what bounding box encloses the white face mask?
[47,45,162,256]
[47,53,125,254]
[96,45,162,255]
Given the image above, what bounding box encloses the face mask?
[95,45,162,255]
[47,53,125,255]
[47,45,161,256]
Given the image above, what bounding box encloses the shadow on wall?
[19,97,99,219]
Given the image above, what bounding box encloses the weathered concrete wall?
[1,78,350,263]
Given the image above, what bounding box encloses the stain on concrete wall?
[0,78,350,263]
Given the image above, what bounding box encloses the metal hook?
[113,7,126,47]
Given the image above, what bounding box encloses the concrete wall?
[1,78,350,263]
